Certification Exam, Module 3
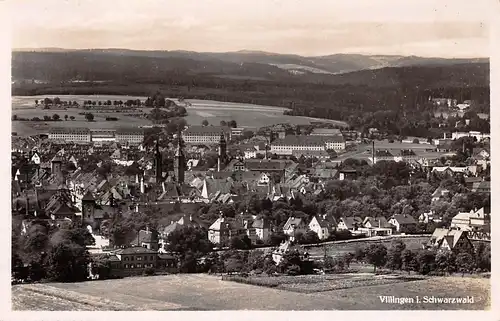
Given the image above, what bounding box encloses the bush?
[143,267,155,276]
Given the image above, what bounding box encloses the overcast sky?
[9,0,492,57]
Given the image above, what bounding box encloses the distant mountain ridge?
[12,48,488,76]
[11,48,489,88]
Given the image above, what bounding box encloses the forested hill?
[12,50,489,85]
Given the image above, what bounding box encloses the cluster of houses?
[12,121,491,278]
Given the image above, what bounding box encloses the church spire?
[154,139,162,182]
[174,129,185,183]
[218,131,227,172]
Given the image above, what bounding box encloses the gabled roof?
[391,214,417,225]
[364,216,392,228]
[82,191,95,201]
[130,229,159,246]
[209,216,244,231]
[114,246,158,255]
[51,154,64,162]
[310,216,331,228]
[429,228,469,249]
[340,216,362,229]
[283,217,305,230]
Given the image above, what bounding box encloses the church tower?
[217,131,227,172]
[174,130,185,184]
[81,191,96,224]
[154,140,163,182]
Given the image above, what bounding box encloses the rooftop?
[184,126,230,135]
[272,135,345,146]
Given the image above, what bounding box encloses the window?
[137,256,142,261]
[124,257,129,261]
[137,263,142,268]
[150,256,154,261]
[124,264,129,268]
[130,264,135,269]
[144,256,148,261]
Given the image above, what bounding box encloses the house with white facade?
[389,214,418,233]
[208,215,246,246]
[337,216,363,233]
[282,216,308,241]
[427,228,474,253]
[358,216,393,237]
[308,215,334,240]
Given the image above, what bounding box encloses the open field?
[12,273,489,310]
[11,107,151,136]
[12,95,348,136]
[306,235,431,259]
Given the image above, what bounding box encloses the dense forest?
[12,51,489,137]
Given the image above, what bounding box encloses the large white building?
[115,128,144,145]
[270,135,345,155]
[90,129,116,142]
[183,126,231,145]
[48,127,144,144]
[49,127,91,143]
[452,131,490,141]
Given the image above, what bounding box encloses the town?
[11,95,491,285]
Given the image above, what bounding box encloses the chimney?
[135,174,139,184]
[140,176,145,194]
[378,219,381,228]
[189,214,193,222]
[135,204,139,213]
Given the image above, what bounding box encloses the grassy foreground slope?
[12,274,490,311]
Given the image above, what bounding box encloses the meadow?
[12,273,490,310]
[305,235,431,259]
[11,95,348,136]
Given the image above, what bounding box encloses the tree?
[228,120,238,128]
[53,97,61,105]
[35,99,39,105]
[64,115,68,121]
[456,252,475,277]
[298,231,320,244]
[354,246,366,262]
[386,240,406,270]
[46,241,90,282]
[52,114,60,121]
[416,250,436,275]
[220,120,227,127]
[435,251,456,275]
[262,254,278,276]
[229,235,252,250]
[70,116,75,120]
[167,227,213,256]
[12,114,18,121]
[202,119,209,126]
[224,258,243,274]
[341,252,354,269]
[475,243,491,271]
[85,113,95,122]
[401,249,417,274]
[365,244,387,273]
